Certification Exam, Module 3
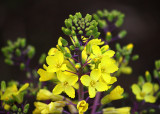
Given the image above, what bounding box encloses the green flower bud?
[86,30,93,36]
[69,45,75,50]
[98,20,107,28]
[85,14,92,22]
[78,30,83,35]
[75,42,80,47]
[138,76,145,85]
[115,18,123,27]
[79,46,84,51]
[145,71,152,82]
[65,19,72,28]
[116,52,121,59]
[71,30,76,36]
[20,63,25,70]
[116,43,121,51]
[132,55,139,61]
[4,59,13,65]
[149,109,155,113]
[61,38,68,46]
[7,40,13,46]
[62,27,71,35]
[155,60,160,70]
[23,104,29,113]
[18,108,22,112]
[27,46,35,59]
[38,53,46,64]
[153,70,159,78]
[20,38,26,48]
[118,30,127,39]
[64,53,72,58]
[11,105,18,112]
[108,13,114,21]
[105,32,112,42]
[97,10,103,17]
[93,14,99,21]
[1,81,6,92]
[120,66,132,75]
[15,48,21,57]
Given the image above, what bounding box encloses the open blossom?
[131,82,156,103]
[77,100,88,114]
[52,71,78,98]
[81,69,108,98]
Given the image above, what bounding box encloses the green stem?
[78,50,84,101]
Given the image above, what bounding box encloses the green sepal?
[4,58,14,65]
[23,104,29,113]
[38,53,46,64]
[145,71,152,82]
[64,53,72,58]
[20,63,25,70]
[118,30,127,39]
[15,48,21,57]
[11,105,18,112]
[132,55,139,61]
[1,81,6,92]
[27,45,35,59]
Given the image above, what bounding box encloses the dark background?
[0,0,160,110]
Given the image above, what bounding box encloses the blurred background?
[0,0,160,107]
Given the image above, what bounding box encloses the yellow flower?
[1,83,29,101]
[126,43,133,50]
[98,56,118,83]
[77,100,88,114]
[46,51,67,72]
[36,89,63,101]
[48,48,59,56]
[37,68,56,82]
[52,71,78,98]
[101,86,124,104]
[33,101,65,114]
[3,104,10,111]
[90,45,115,63]
[81,69,108,98]
[131,82,156,103]
[103,107,131,114]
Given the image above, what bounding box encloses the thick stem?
[78,50,84,101]
[91,92,101,114]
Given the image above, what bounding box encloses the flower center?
[140,92,146,97]
[56,64,61,68]
[101,68,105,73]
[64,81,69,86]
[90,80,96,87]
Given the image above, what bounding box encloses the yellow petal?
[96,82,108,91]
[48,48,58,56]
[103,50,115,57]
[145,95,156,103]
[46,56,57,66]
[37,89,53,100]
[53,84,64,95]
[131,84,141,95]
[90,69,101,81]
[92,45,101,55]
[18,83,29,93]
[80,75,91,86]
[89,86,96,98]
[38,68,55,81]
[101,73,111,83]
[65,86,75,98]
[108,77,117,84]
[142,82,153,94]
[67,75,78,86]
